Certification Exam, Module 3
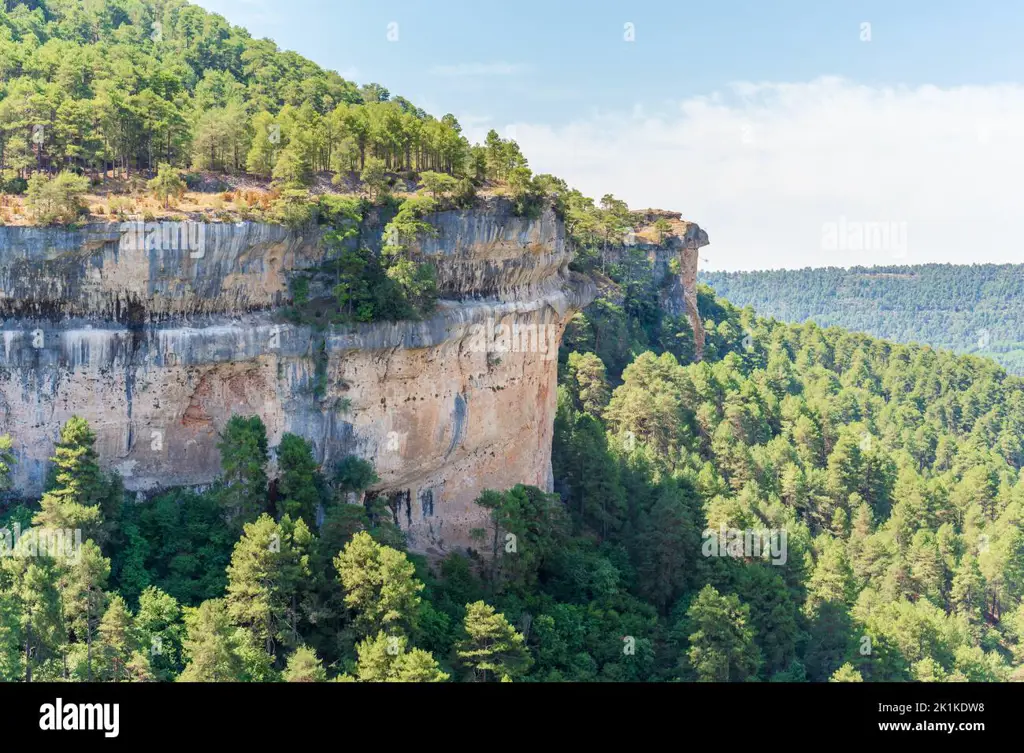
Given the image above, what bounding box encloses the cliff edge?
[0,198,592,555]
[0,197,705,556]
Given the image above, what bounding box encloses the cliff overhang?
[0,197,594,556]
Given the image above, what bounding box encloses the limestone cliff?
[0,197,591,556]
[599,211,710,360]
[0,198,706,557]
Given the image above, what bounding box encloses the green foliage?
[282,197,438,326]
[456,601,532,682]
[419,170,457,199]
[360,157,390,201]
[552,279,1024,682]
[62,539,111,681]
[701,264,1024,375]
[473,485,571,594]
[565,351,611,418]
[96,594,134,681]
[334,456,380,496]
[507,165,543,217]
[135,587,185,681]
[653,217,672,243]
[682,585,761,681]
[216,415,269,529]
[25,171,89,225]
[225,514,311,663]
[0,0,471,186]
[3,0,1024,687]
[483,129,528,181]
[147,163,186,208]
[351,631,448,682]
[276,434,323,524]
[0,434,16,492]
[334,531,423,638]
[269,189,316,228]
[830,662,864,682]
[178,599,246,682]
[130,489,235,606]
[282,645,327,682]
[34,416,106,540]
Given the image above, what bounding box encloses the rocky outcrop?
[601,218,710,359]
[0,198,593,556]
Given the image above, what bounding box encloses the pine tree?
[0,594,21,682]
[683,585,761,682]
[456,601,532,682]
[61,540,110,682]
[353,632,448,682]
[97,595,134,682]
[334,532,422,638]
[217,416,269,528]
[566,352,610,418]
[147,163,186,208]
[633,479,701,612]
[34,417,105,539]
[246,111,279,177]
[135,586,184,682]
[225,514,306,661]
[277,433,322,524]
[282,645,327,682]
[125,651,155,682]
[830,662,864,682]
[1,547,64,682]
[178,600,245,682]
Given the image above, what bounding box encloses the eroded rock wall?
[601,221,710,359]
[0,198,593,556]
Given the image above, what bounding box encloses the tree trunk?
[490,512,500,590]
[86,599,93,682]
[24,618,31,683]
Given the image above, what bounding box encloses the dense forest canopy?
[701,264,1024,375]
[0,0,469,177]
[1,0,1023,684]
[4,278,1024,682]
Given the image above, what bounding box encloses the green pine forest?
[2,0,1024,684]
[701,265,1024,376]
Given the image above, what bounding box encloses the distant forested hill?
[700,264,1024,374]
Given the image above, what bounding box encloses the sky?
[194,0,1024,271]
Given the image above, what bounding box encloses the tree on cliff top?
[653,217,672,244]
[419,170,457,200]
[148,164,187,209]
[25,172,90,226]
[360,157,390,201]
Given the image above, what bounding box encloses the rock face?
[0,198,593,556]
[601,221,710,359]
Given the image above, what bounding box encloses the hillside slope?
[700,264,1024,374]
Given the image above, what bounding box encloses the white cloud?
[430,62,528,77]
[474,77,1024,271]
